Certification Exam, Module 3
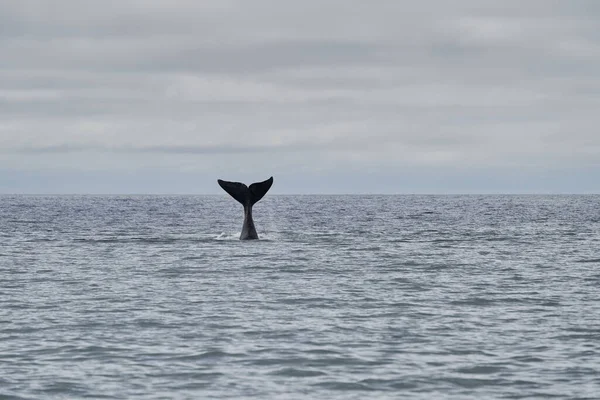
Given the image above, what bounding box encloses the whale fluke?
[217,177,273,240]
[218,176,273,206]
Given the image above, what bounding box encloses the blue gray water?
[1,195,599,399]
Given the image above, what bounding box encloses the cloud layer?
[1,0,599,193]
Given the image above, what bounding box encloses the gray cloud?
[0,0,599,193]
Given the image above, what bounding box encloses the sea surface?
[1,194,599,399]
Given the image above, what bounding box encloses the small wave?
[455,365,505,374]
[214,232,277,241]
[348,246,382,251]
[449,298,496,306]
[42,381,88,395]
[269,367,326,377]
[575,258,600,264]
[73,236,213,244]
[215,232,241,240]
[315,381,376,391]
[167,350,242,361]
[440,376,505,389]
[7,219,52,224]
[0,392,35,400]
[359,378,418,390]
[24,238,59,243]
[511,355,545,363]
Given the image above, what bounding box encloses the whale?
[217,176,273,240]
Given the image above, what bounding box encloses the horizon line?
[1,192,598,196]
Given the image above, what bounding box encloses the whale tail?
[217,176,273,206]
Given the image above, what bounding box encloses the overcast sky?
[1,0,599,193]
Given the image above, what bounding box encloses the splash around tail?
[217,177,273,240]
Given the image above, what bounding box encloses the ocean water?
[1,194,599,399]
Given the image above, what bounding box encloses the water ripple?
[1,195,599,398]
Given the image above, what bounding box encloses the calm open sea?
[1,195,599,399]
